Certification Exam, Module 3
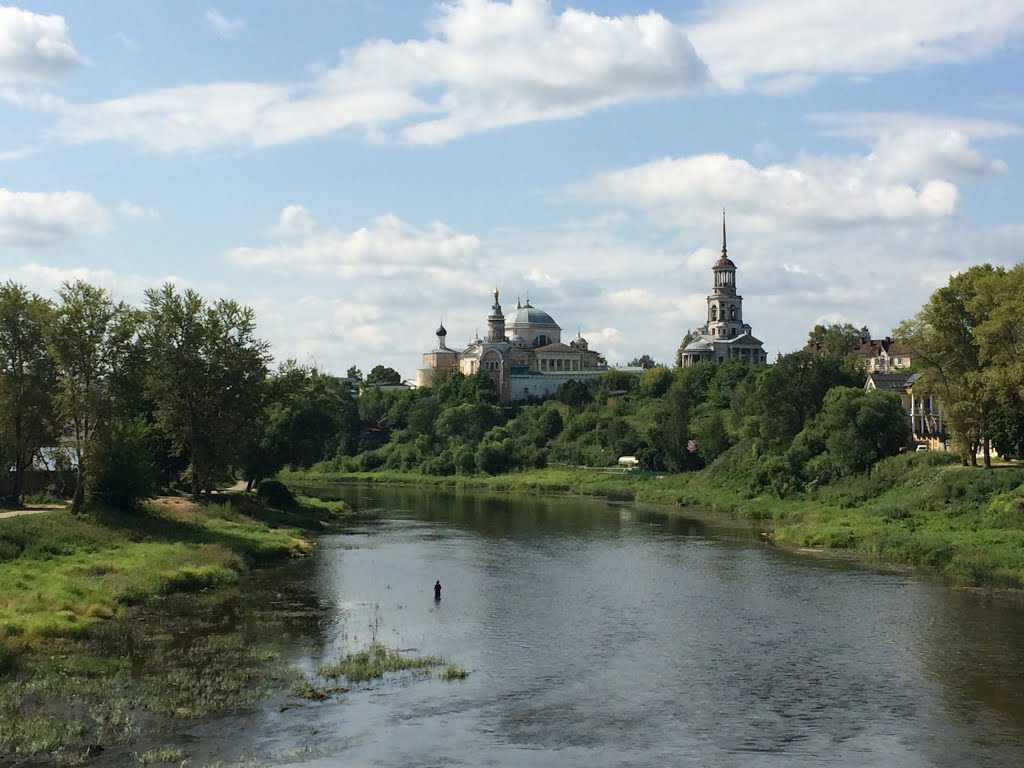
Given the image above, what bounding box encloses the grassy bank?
[285,452,1024,590]
[0,490,349,765]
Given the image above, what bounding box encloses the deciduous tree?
[806,323,870,357]
[896,265,1001,465]
[144,285,270,500]
[48,281,140,514]
[366,365,401,385]
[0,282,57,505]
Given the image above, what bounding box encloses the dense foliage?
[0,281,280,509]
[896,263,1024,466]
[312,350,911,497]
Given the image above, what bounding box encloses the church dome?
[714,256,735,269]
[684,338,714,353]
[509,302,559,328]
[436,322,447,337]
[510,334,526,347]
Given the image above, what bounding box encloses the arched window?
[711,306,718,321]
[730,305,736,320]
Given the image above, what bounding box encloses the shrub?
[256,479,296,509]
[87,417,160,510]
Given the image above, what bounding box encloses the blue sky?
[2,1,1022,379]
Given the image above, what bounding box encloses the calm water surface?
[189,485,1024,767]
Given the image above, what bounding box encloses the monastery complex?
[418,216,767,402]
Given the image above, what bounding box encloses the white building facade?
[678,216,768,367]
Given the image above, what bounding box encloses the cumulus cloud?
[274,204,315,236]
[687,0,1024,92]
[584,153,959,231]
[0,188,108,245]
[50,0,707,150]
[0,5,84,83]
[576,113,1015,238]
[205,8,244,39]
[811,112,1018,177]
[577,114,1015,233]
[229,212,483,278]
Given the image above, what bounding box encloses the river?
[179,484,1024,767]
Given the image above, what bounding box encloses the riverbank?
[284,451,1024,590]
[0,490,349,765]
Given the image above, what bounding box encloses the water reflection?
[197,483,1024,767]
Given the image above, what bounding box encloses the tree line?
[3,263,1018,512]
[317,348,912,497]
[0,280,335,511]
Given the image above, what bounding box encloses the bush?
[256,479,296,509]
[87,417,160,510]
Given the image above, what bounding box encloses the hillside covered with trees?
[3,263,1023,514]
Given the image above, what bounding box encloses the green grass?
[0,486,349,761]
[288,675,348,701]
[439,664,468,680]
[0,490,355,642]
[316,641,445,683]
[0,497,320,640]
[133,746,187,764]
[0,595,296,762]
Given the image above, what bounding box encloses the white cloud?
[578,112,1014,233]
[229,212,483,278]
[51,1,708,150]
[0,188,108,245]
[687,0,1024,92]
[205,8,244,39]
[118,200,158,218]
[0,6,84,83]
[7,262,188,301]
[584,153,959,231]
[274,204,315,236]
[812,112,1018,177]
[605,288,657,309]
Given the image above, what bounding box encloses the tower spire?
[722,208,727,259]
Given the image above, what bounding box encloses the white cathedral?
[677,215,767,366]
[416,291,609,403]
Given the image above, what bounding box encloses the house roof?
[865,372,913,391]
[726,332,763,346]
[854,337,910,357]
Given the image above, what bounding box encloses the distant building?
[678,214,767,367]
[853,337,912,373]
[417,290,612,402]
[865,372,945,449]
[804,336,912,373]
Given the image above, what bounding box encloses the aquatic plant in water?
[315,641,464,684]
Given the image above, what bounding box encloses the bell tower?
[706,211,744,339]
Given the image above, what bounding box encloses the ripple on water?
[198,486,1024,768]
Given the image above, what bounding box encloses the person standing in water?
[434,580,442,600]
